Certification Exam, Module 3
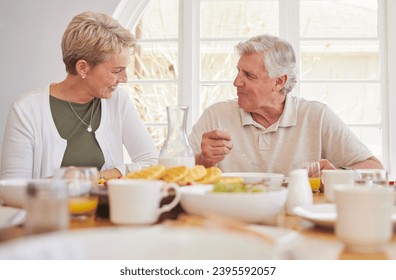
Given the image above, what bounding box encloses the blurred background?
[0,0,395,175]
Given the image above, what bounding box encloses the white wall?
[0,0,121,162]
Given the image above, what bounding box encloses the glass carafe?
[159,105,195,168]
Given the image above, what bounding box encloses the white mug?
[335,186,395,253]
[107,179,181,225]
[321,169,354,202]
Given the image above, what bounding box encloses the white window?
[115,0,395,175]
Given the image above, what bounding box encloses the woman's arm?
[0,103,35,179]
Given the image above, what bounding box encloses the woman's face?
[86,47,130,99]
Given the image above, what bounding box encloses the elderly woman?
[189,34,383,174]
[0,11,158,179]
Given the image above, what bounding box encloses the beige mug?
[321,169,354,202]
[107,179,181,225]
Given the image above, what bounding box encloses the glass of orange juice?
[54,167,99,220]
[293,161,321,193]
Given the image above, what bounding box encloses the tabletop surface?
[0,192,395,260]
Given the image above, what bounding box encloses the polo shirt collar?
[278,94,297,127]
[239,94,297,129]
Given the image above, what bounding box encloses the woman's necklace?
[63,87,96,133]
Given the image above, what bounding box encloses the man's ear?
[276,74,287,87]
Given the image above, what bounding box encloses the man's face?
[233,52,277,112]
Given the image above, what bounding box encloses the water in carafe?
[159,105,195,168]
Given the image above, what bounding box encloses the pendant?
[87,125,93,133]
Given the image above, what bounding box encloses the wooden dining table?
[0,192,395,260]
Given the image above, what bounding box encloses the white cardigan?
[0,85,158,179]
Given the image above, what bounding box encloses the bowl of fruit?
[180,181,288,225]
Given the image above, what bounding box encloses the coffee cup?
[321,169,354,202]
[107,179,181,225]
[335,186,395,253]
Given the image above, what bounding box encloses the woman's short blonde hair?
[61,11,135,74]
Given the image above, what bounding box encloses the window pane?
[129,42,178,80]
[200,0,279,38]
[147,126,167,151]
[300,83,381,124]
[123,84,178,122]
[350,127,382,160]
[132,0,178,39]
[200,85,235,114]
[119,0,385,169]
[300,0,377,38]
[201,42,239,81]
[301,41,379,80]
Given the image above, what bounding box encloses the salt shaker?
[285,169,313,215]
[25,179,69,235]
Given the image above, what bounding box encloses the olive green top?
[50,95,105,170]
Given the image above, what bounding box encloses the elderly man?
[188,34,382,174]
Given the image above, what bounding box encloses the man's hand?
[319,159,337,170]
[196,130,233,167]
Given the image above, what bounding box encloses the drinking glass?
[54,167,99,220]
[354,169,388,187]
[25,179,69,235]
[293,161,321,193]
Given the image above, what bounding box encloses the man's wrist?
[338,166,351,170]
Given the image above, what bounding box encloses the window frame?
[115,0,396,176]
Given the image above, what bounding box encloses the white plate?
[294,203,396,228]
[222,172,284,187]
[0,206,26,230]
[0,224,299,259]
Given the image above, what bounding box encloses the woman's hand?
[99,168,122,180]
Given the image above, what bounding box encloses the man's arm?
[348,156,383,169]
[320,156,384,170]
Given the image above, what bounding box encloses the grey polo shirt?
[188,94,373,175]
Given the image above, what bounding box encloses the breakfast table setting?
[0,165,396,260]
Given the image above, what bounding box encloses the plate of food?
[125,164,223,186]
[180,182,288,225]
[221,172,285,187]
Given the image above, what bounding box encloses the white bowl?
[222,172,285,187]
[180,184,288,225]
[0,179,29,208]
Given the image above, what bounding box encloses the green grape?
[212,183,230,192]
[212,182,267,193]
